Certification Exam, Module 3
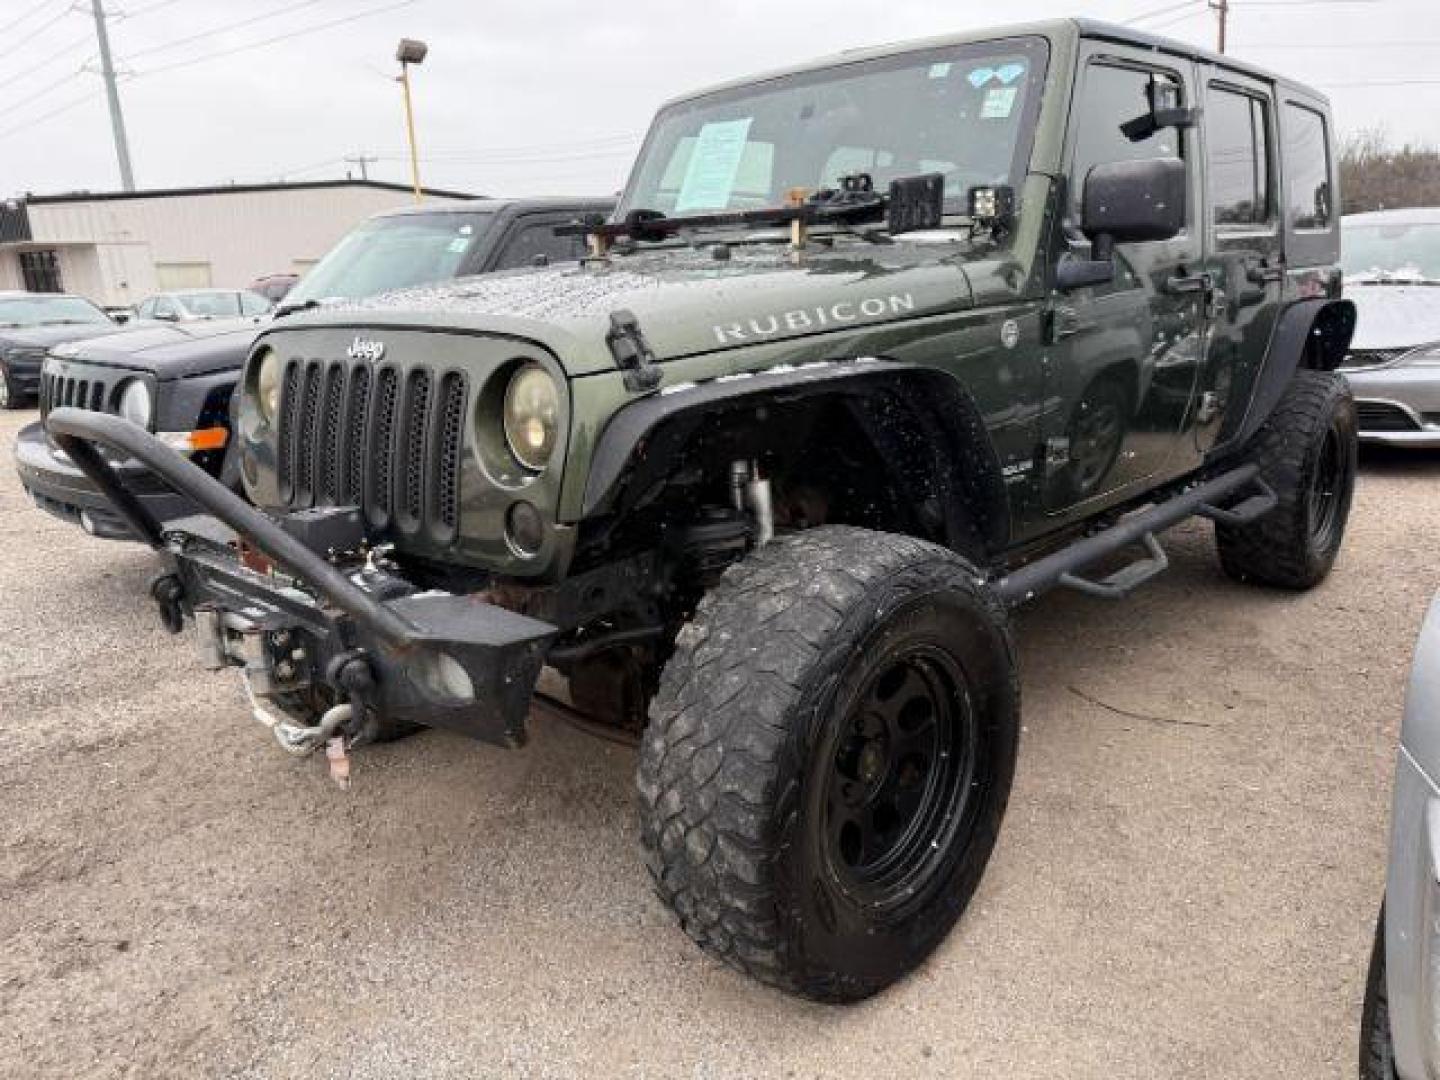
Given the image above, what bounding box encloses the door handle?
[1246,261,1285,285]
[1165,271,1213,295]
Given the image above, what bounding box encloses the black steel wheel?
[1217,369,1357,590]
[639,526,1019,1002]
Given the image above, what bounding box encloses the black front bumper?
[45,408,559,746]
[14,420,195,540]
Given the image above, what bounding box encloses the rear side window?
[1070,63,1186,220]
[1207,86,1272,228]
[1284,104,1332,230]
[493,221,587,271]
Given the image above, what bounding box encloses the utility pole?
[90,0,135,191]
[1210,0,1230,54]
[344,154,379,182]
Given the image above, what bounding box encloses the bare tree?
[1340,129,1440,213]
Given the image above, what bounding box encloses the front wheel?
[0,362,20,410]
[1216,369,1357,589]
[637,527,1019,1002]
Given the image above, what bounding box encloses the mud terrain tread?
[1216,369,1356,590]
[636,525,1014,999]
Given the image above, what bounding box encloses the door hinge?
[606,309,662,393]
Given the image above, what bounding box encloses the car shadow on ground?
[1359,444,1440,476]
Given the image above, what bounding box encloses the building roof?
[8,177,476,206]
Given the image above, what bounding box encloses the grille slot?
[274,353,467,545]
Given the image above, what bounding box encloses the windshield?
[0,295,110,328]
[177,291,245,318]
[619,37,1047,221]
[1343,219,1440,281]
[287,211,495,305]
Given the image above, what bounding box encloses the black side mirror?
[1056,157,1186,290]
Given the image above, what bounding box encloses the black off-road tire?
[1360,904,1398,1079]
[1216,369,1357,590]
[0,362,22,410]
[637,526,1019,1002]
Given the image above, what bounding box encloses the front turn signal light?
[157,427,229,453]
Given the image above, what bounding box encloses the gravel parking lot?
[1,404,1435,1079]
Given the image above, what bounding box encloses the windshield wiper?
[274,298,321,318]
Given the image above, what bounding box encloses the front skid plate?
[169,535,559,747]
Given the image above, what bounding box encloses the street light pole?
[1211,0,1230,54]
[395,38,428,202]
[90,0,135,190]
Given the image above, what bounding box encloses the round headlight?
[255,349,282,423]
[503,364,559,471]
[118,380,152,429]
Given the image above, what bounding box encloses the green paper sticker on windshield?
[675,118,753,213]
[981,86,1018,120]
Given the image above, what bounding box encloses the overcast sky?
[2,0,1438,199]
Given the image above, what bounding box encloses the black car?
[15,196,614,539]
[0,292,124,408]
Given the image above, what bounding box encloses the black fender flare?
[1228,297,1355,451]
[579,360,1011,560]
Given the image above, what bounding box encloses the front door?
[1195,68,1286,454]
[1043,47,1206,517]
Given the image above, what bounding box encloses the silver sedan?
[1362,593,1440,1077]
[1340,208,1440,447]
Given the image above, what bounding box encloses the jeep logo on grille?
[346,337,386,363]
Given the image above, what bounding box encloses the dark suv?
[0,292,121,409]
[16,196,613,538]
[49,21,1356,1001]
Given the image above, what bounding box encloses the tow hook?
[150,574,185,634]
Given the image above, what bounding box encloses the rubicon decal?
[713,293,916,344]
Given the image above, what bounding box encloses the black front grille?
[1356,401,1419,432]
[40,368,112,418]
[275,357,467,545]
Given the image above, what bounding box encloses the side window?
[1285,103,1332,230]
[136,299,155,318]
[240,292,271,315]
[1207,86,1272,228]
[493,221,586,271]
[153,297,177,319]
[1070,63,1186,221]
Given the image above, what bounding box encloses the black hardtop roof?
[664,18,1326,110]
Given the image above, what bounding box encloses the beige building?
[0,179,470,306]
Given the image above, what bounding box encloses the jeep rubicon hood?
[300,242,981,376]
[50,318,262,378]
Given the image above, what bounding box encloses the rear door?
[1044,44,1206,517]
[1195,68,1285,453]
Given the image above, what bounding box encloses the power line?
[0,64,88,118]
[119,0,187,19]
[1124,1,1205,25]
[0,32,93,93]
[129,0,418,78]
[0,89,96,142]
[0,0,65,39]
[121,0,331,61]
[0,3,79,63]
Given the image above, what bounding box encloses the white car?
[133,288,273,323]
[1339,208,1440,447]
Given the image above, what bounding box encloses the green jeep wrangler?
[49,19,1358,1002]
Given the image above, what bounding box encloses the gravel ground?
[1,405,1435,1079]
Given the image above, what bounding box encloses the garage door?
[155,261,213,289]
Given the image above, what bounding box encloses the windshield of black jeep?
[1343,219,1440,282]
[0,295,111,328]
[285,211,494,305]
[619,37,1047,224]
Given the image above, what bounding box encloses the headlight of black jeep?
[254,348,282,424]
[503,363,559,471]
[118,379,152,429]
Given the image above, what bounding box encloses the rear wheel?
[1216,369,1356,589]
[1360,904,1397,1079]
[637,526,1019,1002]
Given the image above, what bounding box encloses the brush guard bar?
[45,408,558,747]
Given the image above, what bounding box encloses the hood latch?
[606,309,662,393]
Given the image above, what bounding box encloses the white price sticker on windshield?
[981,86,1018,120]
[675,118,753,213]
